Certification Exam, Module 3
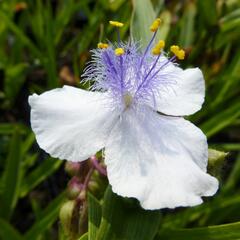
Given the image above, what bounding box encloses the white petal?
[105,107,218,210]
[154,67,205,116]
[29,86,118,162]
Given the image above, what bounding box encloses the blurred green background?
[0,0,240,239]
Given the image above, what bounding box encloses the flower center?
[123,92,133,108]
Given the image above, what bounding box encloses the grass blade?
[0,129,22,220]
[0,218,23,240]
[20,157,63,198]
[158,221,240,240]
[24,191,65,240]
[96,186,161,240]
[88,193,102,240]
[131,0,157,48]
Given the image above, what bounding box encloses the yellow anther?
[156,40,165,49]
[170,45,180,55]
[150,18,162,32]
[152,40,165,55]
[97,42,109,49]
[115,48,125,56]
[152,47,162,55]
[176,49,185,60]
[109,21,124,27]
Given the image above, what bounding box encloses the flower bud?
[65,161,81,176]
[88,180,100,194]
[67,177,82,200]
[59,200,76,238]
[208,149,228,177]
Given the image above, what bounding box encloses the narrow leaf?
[200,101,240,137]
[0,129,22,219]
[20,157,63,198]
[158,221,240,240]
[179,2,196,47]
[131,0,157,48]
[96,186,161,240]
[24,192,65,240]
[88,193,102,240]
[0,218,23,240]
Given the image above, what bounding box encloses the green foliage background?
[0,0,240,239]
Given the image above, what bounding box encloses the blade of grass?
[200,101,240,137]
[24,191,65,240]
[158,221,240,240]
[131,0,158,48]
[96,186,161,240]
[19,157,63,198]
[0,10,43,62]
[179,2,196,47]
[0,129,22,220]
[88,193,102,240]
[0,218,23,240]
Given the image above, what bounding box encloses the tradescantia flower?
[29,19,218,210]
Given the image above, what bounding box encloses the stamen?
[176,49,185,60]
[137,40,165,93]
[140,31,157,67]
[137,54,161,92]
[170,45,185,60]
[115,48,125,56]
[170,45,180,55]
[139,19,162,68]
[109,20,124,45]
[149,56,176,81]
[152,40,165,55]
[97,42,109,49]
[109,20,124,28]
[150,18,162,32]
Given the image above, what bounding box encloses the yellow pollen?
[152,47,162,55]
[97,42,109,49]
[115,48,125,56]
[170,45,180,55]
[176,49,185,60]
[156,40,165,49]
[150,18,162,32]
[152,40,165,55]
[109,20,124,27]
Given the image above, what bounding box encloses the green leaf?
[158,221,240,240]
[0,218,23,240]
[88,193,102,240]
[4,63,28,102]
[21,133,35,156]
[130,0,157,48]
[79,232,88,240]
[223,153,240,194]
[96,186,161,240]
[20,157,63,198]
[0,129,22,219]
[24,191,65,240]
[0,123,28,135]
[157,10,171,41]
[220,9,240,32]
[179,2,196,47]
[200,101,240,137]
[197,0,217,26]
[0,10,43,61]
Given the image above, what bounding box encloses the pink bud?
[65,161,81,176]
[67,177,82,200]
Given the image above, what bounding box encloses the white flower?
[29,21,218,210]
